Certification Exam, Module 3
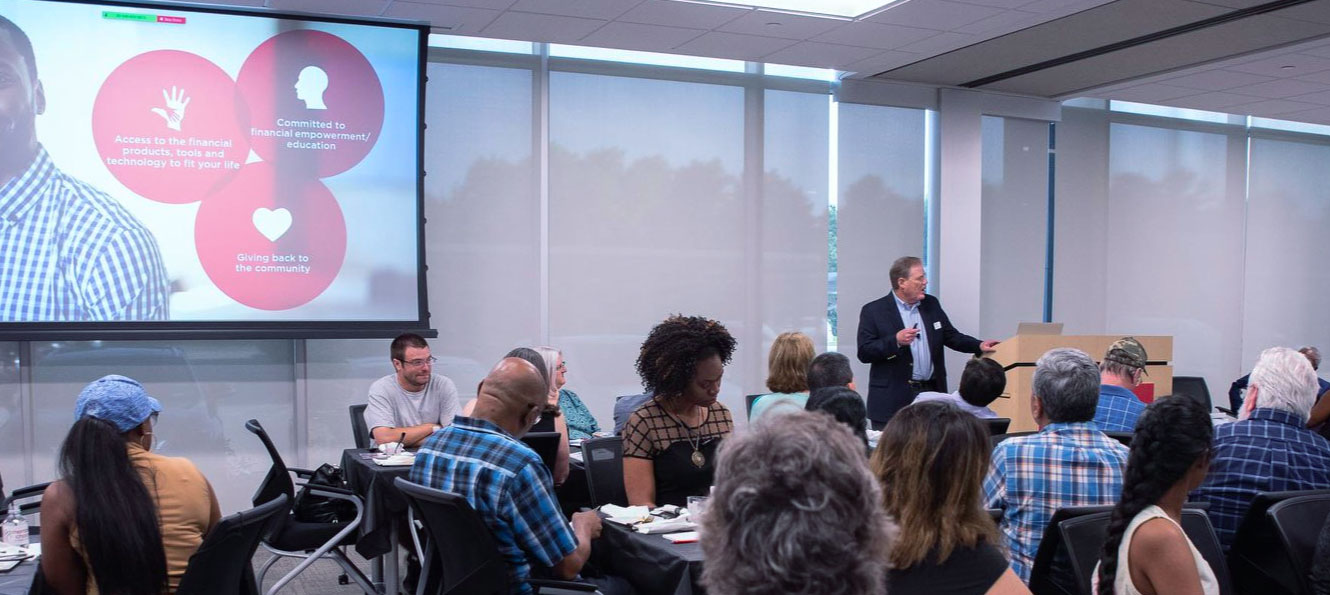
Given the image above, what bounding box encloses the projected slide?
[0,1,422,323]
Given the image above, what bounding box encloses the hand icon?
[150,86,191,132]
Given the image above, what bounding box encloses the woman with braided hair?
[1094,396,1218,595]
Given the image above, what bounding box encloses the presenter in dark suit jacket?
[857,256,999,428]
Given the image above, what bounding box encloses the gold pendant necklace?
[690,448,705,468]
[663,400,706,468]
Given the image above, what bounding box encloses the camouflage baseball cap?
[1103,337,1148,372]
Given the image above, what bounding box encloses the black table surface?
[595,519,704,595]
[340,448,411,559]
[0,558,38,595]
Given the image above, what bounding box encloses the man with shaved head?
[410,357,620,594]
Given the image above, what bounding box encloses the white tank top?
[1092,505,1220,595]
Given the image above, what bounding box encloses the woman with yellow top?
[41,375,221,594]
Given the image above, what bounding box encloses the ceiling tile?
[1235,99,1323,116]
[673,31,799,61]
[716,9,844,40]
[810,21,939,50]
[1265,3,1330,26]
[1184,0,1268,8]
[843,50,924,76]
[1227,53,1330,78]
[577,21,705,50]
[866,0,1006,29]
[954,10,1043,35]
[1285,88,1330,106]
[267,0,388,16]
[1162,69,1276,91]
[1159,91,1260,110]
[1294,69,1330,85]
[397,0,517,8]
[950,0,1036,8]
[1102,83,1204,103]
[481,11,608,42]
[509,0,641,20]
[169,0,265,6]
[616,0,749,29]
[1270,105,1330,124]
[1228,77,1327,99]
[762,41,883,68]
[1019,0,1111,15]
[896,31,978,55]
[383,2,502,32]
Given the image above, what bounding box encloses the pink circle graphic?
[92,50,249,204]
[195,162,346,310]
[236,30,385,178]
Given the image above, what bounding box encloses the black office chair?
[990,431,1038,450]
[983,418,1011,436]
[1229,489,1330,595]
[1268,493,1330,595]
[1103,431,1134,448]
[1056,508,1231,595]
[521,432,562,476]
[244,419,375,595]
[581,436,627,507]
[612,393,652,435]
[745,394,763,419]
[392,477,598,594]
[175,494,289,595]
[349,404,371,449]
[1029,505,1113,595]
[1172,376,1213,409]
[2,481,51,538]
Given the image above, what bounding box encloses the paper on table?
[662,531,699,543]
[600,504,650,525]
[372,453,415,466]
[634,518,696,534]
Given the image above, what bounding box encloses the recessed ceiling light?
[1281,65,1296,70]
[665,0,903,20]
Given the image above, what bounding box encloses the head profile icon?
[294,65,328,110]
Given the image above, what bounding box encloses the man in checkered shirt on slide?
[985,347,1130,582]
[1191,346,1330,552]
[0,15,168,321]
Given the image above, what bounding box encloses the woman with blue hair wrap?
[40,375,221,594]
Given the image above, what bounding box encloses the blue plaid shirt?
[410,416,577,595]
[1093,384,1147,433]
[984,422,1129,581]
[0,147,168,321]
[1190,408,1330,552]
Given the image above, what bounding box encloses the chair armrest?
[531,579,600,593]
[289,467,317,479]
[305,484,358,499]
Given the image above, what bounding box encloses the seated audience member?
[540,347,602,440]
[1191,346,1330,551]
[985,348,1130,581]
[806,386,871,452]
[807,351,856,392]
[749,331,816,421]
[410,358,624,594]
[1095,337,1149,432]
[874,401,1026,595]
[700,411,895,595]
[364,333,460,447]
[622,314,736,507]
[463,347,552,419]
[1095,396,1217,595]
[1227,345,1329,413]
[914,357,1006,419]
[530,347,575,486]
[42,375,221,594]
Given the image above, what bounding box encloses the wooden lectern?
[987,333,1173,433]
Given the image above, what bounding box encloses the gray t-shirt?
[364,373,460,442]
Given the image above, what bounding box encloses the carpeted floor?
[254,547,390,595]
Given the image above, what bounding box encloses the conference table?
[341,448,411,595]
[0,557,39,595]
[594,520,705,595]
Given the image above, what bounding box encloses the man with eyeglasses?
[364,332,460,448]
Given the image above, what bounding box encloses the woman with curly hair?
[749,331,816,421]
[873,400,1027,595]
[622,314,737,507]
[1095,396,1217,595]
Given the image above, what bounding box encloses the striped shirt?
[410,416,577,595]
[1189,407,1330,552]
[0,147,168,321]
[1093,384,1147,433]
[984,422,1129,581]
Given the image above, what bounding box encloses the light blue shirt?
[893,291,932,381]
[749,392,809,422]
[914,390,998,419]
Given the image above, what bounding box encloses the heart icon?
[252,207,293,242]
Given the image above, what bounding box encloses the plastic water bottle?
[1,501,28,547]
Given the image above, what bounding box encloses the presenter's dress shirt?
[0,147,168,321]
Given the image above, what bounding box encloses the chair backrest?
[1056,510,1111,595]
[581,436,627,507]
[990,431,1038,450]
[244,419,295,508]
[349,404,370,449]
[1229,488,1330,595]
[1179,508,1231,595]
[1172,376,1212,407]
[1029,505,1113,595]
[3,481,52,517]
[1268,493,1330,594]
[613,393,652,435]
[520,432,561,476]
[1103,431,1134,448]
[983,418,1011,436]
[393,477,509,595]
[745,394,763,419]
[175,494,289,595]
